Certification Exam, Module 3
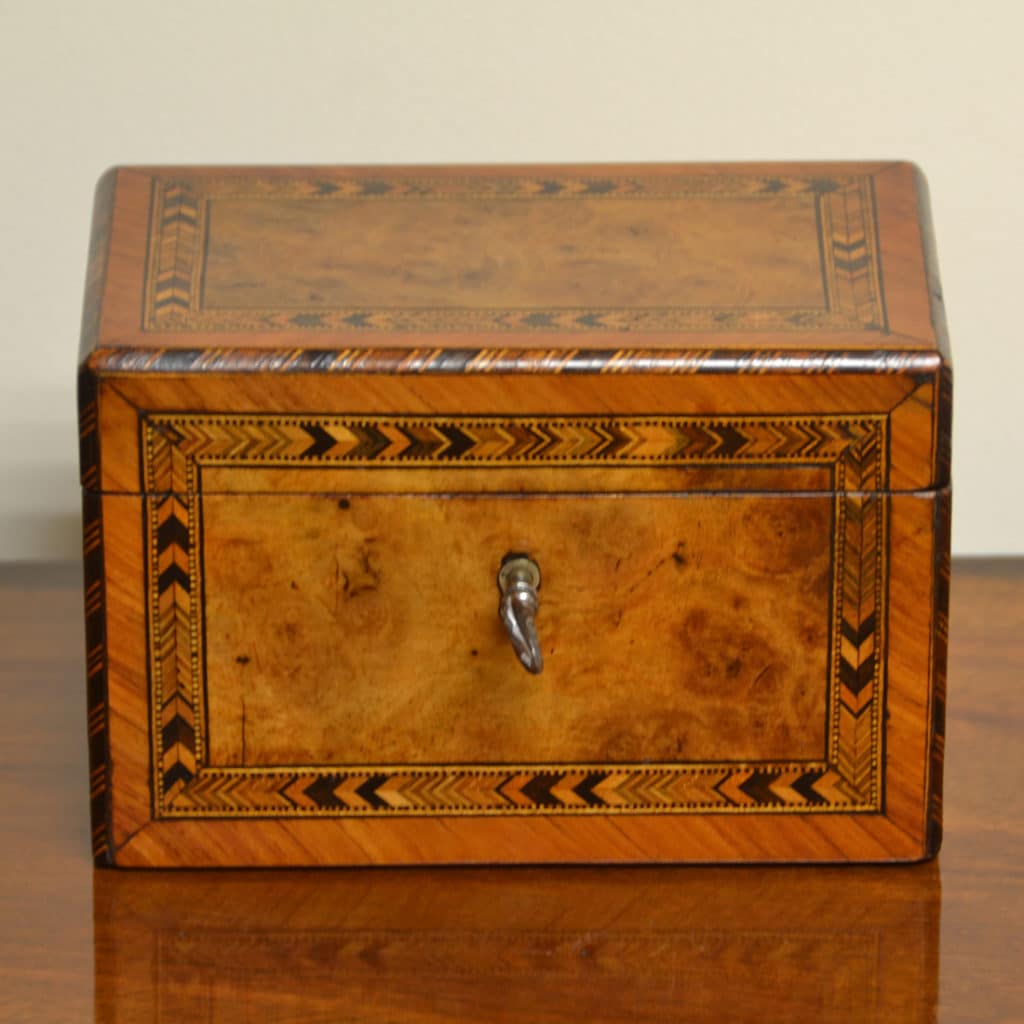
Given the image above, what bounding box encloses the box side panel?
[912,165,952,368]
[79,168,119,364]
[926,485,952,855]
[910,164,953,489]
[101,494,156,863]
[82,489,112,864]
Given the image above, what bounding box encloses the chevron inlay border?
[143,411,888,819]
[143,413,887,491]
[143,173,885,333]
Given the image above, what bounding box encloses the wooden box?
[78,162,951,867]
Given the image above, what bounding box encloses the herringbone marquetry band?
[144,411,887,820]
[165,763,867,817]
[143,172,885,334]
[145,413,887,493]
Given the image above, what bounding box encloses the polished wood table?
[0,560,1020,1022]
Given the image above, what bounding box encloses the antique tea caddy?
[78,162,951,866]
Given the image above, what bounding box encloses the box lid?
[79,162,951,493]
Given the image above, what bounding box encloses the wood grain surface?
[201,492,832,767]
[200,193,826,310]
[79,161,947,357]
[0,559,1019,1022]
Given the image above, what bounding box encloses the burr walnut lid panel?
[78,163,951,866]
[82,161,945,354]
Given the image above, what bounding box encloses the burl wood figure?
[78,162,951,867]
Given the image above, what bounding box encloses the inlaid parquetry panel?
[143,410,889,819]
[144,172,886,334]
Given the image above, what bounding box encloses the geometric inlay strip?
[145,413,888,493]
[144,412,887,819]
[163,762,864,817]
[144,172,885,334]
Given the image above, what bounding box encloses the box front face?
[80,386,946,864]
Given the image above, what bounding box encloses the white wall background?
[0,0,1017,559]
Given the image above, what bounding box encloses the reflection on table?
[94,861,938,1022]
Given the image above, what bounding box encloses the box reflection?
[94,863,938,1023]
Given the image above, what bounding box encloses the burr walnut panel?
[202,492,832,767]
[202,195,826,311]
